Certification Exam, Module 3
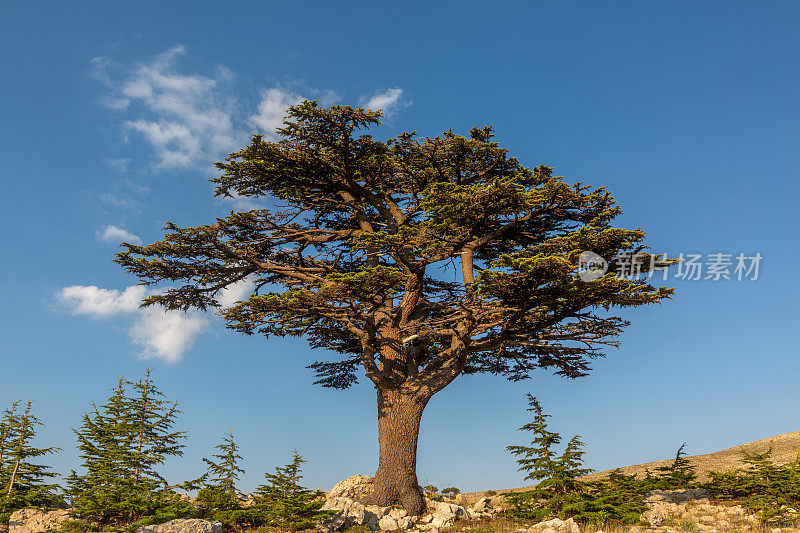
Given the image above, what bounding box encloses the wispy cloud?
[97,225,142,245]
[216,277,254,309]
[58,285,147,317]
[57,285,209,363]
[249,86,341,138]
[250,88,304,138]
[359,87,411,116]
[94,46,406,173]
[103,158,132,172]
[94,46,242,170]
[130,307,208,363]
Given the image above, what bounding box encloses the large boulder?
[136,518,223,533]
[8,509,72,533]
[329,474,375,501]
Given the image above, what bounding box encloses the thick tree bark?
[360,388,429,516]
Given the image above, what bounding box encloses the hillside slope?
[486,430,800,497]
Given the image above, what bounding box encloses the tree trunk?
[6,459,19,496]
[361,388,429,516]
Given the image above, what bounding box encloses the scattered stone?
[637,487,781,532]
[8,509,73,533]
[135,518,223,533]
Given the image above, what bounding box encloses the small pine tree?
[68,370,189,526]
[197,431,246,523]
[254,450,328,532]
[202,431,244,496]
[0,401,61,523]
[0,401,21,491]
[505,395,594,520]
[68,378,139,523]
[507,394,562,484]
[654,443,697,488]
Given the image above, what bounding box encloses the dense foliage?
[195,438,330,531]
[705,446,800,525]
[195,431,246,525]
[66,370,191,527]
[0,370,333,531]
[252,451,331,531]
[0,400,61,522]
[504,394,595,521]
[504,398,699,525]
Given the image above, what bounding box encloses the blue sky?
[1,1,799,493]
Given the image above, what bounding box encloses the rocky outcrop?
[321,496,391,530]
[136,518,223,533]
[321,476,503,532]
[469,495,505,517]
[8,509,72,533]
[637,488,784,532]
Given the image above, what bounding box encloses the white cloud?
[99,46,243,170]
[94,46,408,173]
[131,307,208,363]
[216,277,253,308]
[89,56,114,86]
[219,193,265,212]
[57,284,210,363]
[98,193,140,211]
[97,225,143,245]
[58,285,147,317]
[360,87,411,116]
[100,96,131,110]
[250,88,303,138]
